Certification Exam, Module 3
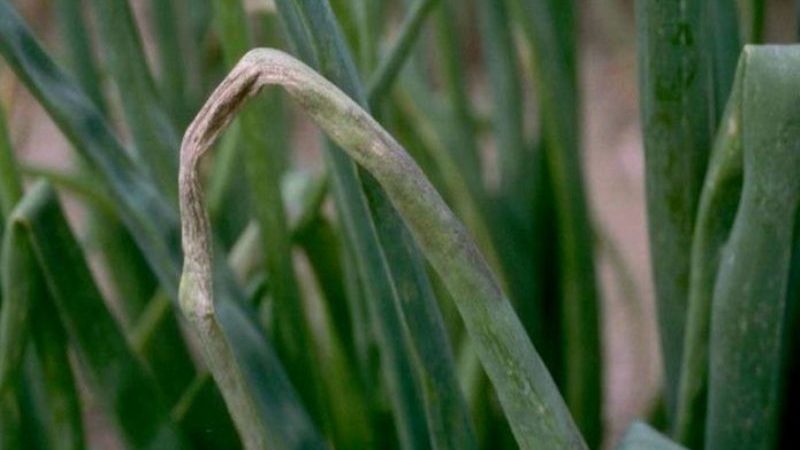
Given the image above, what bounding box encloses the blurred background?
[1,0,798,447]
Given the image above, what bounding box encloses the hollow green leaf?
[618,422,686,450]
[150,0,194,126]
[212,0,323,422]
[0,8,322,448]
[707,0,741,123]
[673,64,743,448]
[0,213,35,397]
[10,180,187,449]
[272,2,440,448]
[636,0,714,416]
[54,0,108,115]
[476,0,527,206]
[85,0,180,198]
[366,0,439,107]
[0,97,84,450]
[433,0,481,188]
[0,1,182,295]
[27,298,85,450]
[171,373,242,450]
[706,45,800,450]
[510,0,602,443]
[0,103,21,220]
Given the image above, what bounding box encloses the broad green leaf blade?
[179,48,586,450]
[618,422,686,450]
[511,0,602,443]
[673,66,744,448]
[12,181,187,450]
[706,45,800,450]
[20,166,197,406]
[636,0,714,416]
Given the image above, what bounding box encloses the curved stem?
[179,48,585,450]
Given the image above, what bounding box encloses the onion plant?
[0,0,797,449]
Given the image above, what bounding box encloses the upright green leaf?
[26,298,85,450]
[10,181,187,450]
[0,104,21,219]
[54,0,108,115]
[0,97,84,450]
[0,7,322,449]
[433,0,481,188]
[636,0,713,416]
[86,0,180,198]
[366,0,440,107]
[150,0,193,126]
[272,2,435,448]
[511,0,602,443]
[212,0,323,421]
[706,45,800,450]
[707,0,741,122]
[618,422,687,450]
[673,66,743,448]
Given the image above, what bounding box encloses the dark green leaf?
[636,0,713,417]
[11,181,187,449]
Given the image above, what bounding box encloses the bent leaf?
[179,48,585,450]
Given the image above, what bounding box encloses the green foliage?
[0,0,798,449]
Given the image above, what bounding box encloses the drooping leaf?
[179,48,586,450]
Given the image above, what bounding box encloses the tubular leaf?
[10,181,187,450]
[0,7,323,449]
[706,45,800,450]
[179,48,586,450]
[636,0,714,416]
